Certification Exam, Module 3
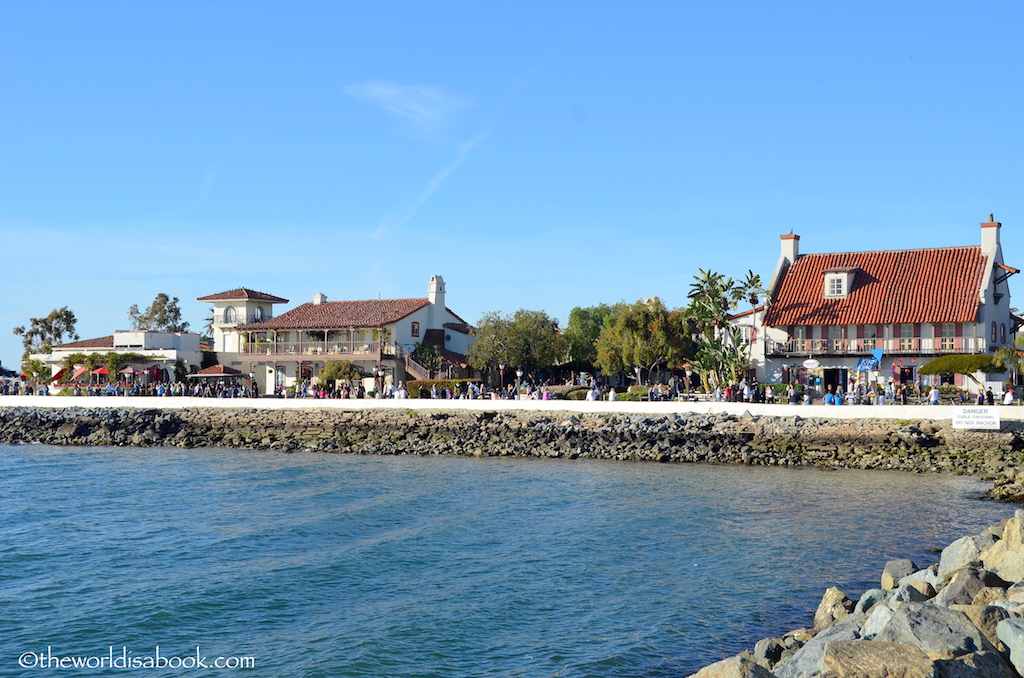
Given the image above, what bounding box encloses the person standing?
[1004,387,1015,406]
[928,385,940,405]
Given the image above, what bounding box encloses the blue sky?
[3,2,1023,367]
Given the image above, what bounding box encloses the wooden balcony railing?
[241,340,381,357]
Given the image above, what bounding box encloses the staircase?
[393,345,432,381]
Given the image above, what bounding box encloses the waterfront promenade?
[3,394,1024,420]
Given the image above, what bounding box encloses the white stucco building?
[734,217,1019,393]
[199,275,476,393]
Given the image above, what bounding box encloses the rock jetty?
[3,405,1024,501]
[687,510,1024,678]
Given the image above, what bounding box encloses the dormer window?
[823,266,857,299]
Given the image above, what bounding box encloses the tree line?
[466,269,768,389]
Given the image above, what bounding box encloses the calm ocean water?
[0,443,1014,677]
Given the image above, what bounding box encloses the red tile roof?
[197,288,289,303]
[236,298,430,330]
[439,348,469,368]
[763,246,987,326]
[53,335,115,349]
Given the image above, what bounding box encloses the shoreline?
[3,401,1024,502]
[5,394,1024,419]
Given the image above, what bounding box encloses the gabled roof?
[236,298,430,330]
[197,288,289,303]
[53,335,115,350]
[763,246,987,326]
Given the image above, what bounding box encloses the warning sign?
[952,406,1001,430]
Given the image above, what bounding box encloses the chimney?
[427,275,445,328]
[313,293,327,305]
[780,232,800,266]
[982,214,1001,258]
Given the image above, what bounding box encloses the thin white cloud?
[344,81,475,139]
[182,166,218,214]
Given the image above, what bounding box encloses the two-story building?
[200,275,475,393]
[736,217,1018,393]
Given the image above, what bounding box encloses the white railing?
[766,336,986,356]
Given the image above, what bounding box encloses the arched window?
[411,322,420,338]
[225,306,237,323]
[253,306,264,322]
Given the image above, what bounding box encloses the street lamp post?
[515,369,523,399]
[376,367,385,399]
[499,363,505,390]
[634,366,642,389]
[249,372,255,398]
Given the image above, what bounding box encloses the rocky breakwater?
[687,511,1024,678]
[3,405,1024,500]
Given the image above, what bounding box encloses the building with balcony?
[200,275,475,393]
[736,217,1019,393]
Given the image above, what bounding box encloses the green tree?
[23,359,50,383]
[414,343,443,372]
[467,309,566,377]
[319,360,365,382]
[128,293,190,332]
[684,269,769,390]
[995,336,1024,378]
[594,297,689,382]
[13,307,79,362]
[919,354,1005,388]
[564,303,622,366]
[174,359,189,382]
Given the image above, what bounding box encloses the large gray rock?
[948,604,1013,653]
[873,603,992,659]
[814,586,855,631]
[775,614,864,678]
[981,517,1024,581]
[996,617,1024,676]
[855,589,894,615]
[685,655,776,678]
[893,581,935,604]
[883,559,920,590]
[817,640,935,678]
[934,650,1019,678]
[939,536,996,582]
[932,569,987,607]
[861,604,895,640]
[902,566,941,590]
[753,637,786,668]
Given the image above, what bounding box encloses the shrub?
[545,385,588,400]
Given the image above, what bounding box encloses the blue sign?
[856,358,878,371]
